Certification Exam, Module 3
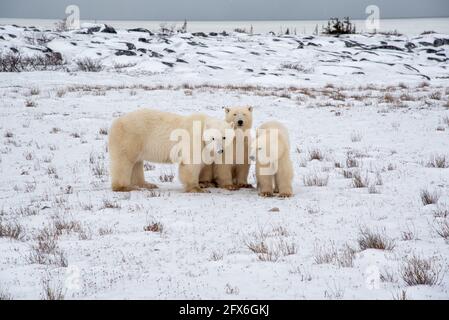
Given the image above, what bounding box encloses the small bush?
[352,171,369,188]
[303,172,329,187]
[159,173,174,183]
[76,58,104,72]
[434,219,449,239]
[0,52,64,72]
[358,228,395,250]
[144,221,164,233]
[41,277,65,300]
[420,189,440,206]
[400,255,442,286]
[308,149,325,161]
[322,17,356,35]
[426,154,448,168]
[0,221,24,240]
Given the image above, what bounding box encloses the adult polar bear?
[108,109,234,193]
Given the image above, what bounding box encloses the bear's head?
[203,118,235,162]
[224,106,253,131]
[250,128,285,167]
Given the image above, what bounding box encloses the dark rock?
[405,42,416,50]
[220,31,229,36]
[250,51,260,55]
[8,34,17,38]
[123,42,136,50]
[352,71,365,75]
[115,50,136,56]
[128,28,153,35]
[91,41,103,44]
[303,36,314,40]
[207,65,223,70]
[138,38,150,43]
[162,61,175,67]
[87,26,101,33]
[164,48,176,53]
[418,41,433,46]
[176,58,188,63]
[187,41,207,47]
[306,42,321,47]
[101,25,116,34]
[9,47,19,53]
[370,45,404,51]
[192,32,208,37]
[425,48,439,54]
[149,50,163,58]
[209,32,218,36]
[246,68,254,72]
[0,36,4,40]
[428,57,448,62]
[434,38,449,47]
[71,42,77,46]
[137,48,147,53]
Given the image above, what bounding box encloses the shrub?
[75,58,104,72]
[322,17,356,35]
[400,255,442,286]
[358,228,395,250]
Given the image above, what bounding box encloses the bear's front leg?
[235,164,253,188]
[214,164,239,191]
[275,159,293,198]
[179,163,210,193]
[257,174,274,197]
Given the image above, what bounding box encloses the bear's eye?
[233,114,237,116]
[258,147,262,150]
[212,137,215,141]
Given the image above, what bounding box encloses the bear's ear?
[247,106,253,112]
[224,107,230,113]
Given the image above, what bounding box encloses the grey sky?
[1,0,448,20]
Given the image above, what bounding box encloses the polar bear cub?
[108,109,234,193]
[251,121,293,198]
[199,106,253,189]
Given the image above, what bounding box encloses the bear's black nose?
[237,120,244,126]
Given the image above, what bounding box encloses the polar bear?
[108,109,234,193]
[199,106,253,189]
[251,121,293,198]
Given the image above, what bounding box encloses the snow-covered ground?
[0,24,449,300]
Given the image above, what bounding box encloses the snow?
[0,24,449,300]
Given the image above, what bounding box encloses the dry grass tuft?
[308,149,325,161]
[303,172,329,187]
[426,154,448,168]
[144,221,164,233]
[352,171,369,188]
[400,255,442,286]
[0,221,25,240]
[420,189,440,206]
[358,227,395,251]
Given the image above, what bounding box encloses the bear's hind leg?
[179,164,209,193]
[132,161,158,190]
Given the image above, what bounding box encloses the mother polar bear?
[108,109,234,193]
